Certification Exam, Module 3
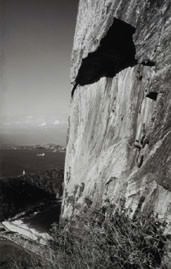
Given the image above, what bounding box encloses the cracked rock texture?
[63,0,171,240]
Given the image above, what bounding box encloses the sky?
[0,0,78,146]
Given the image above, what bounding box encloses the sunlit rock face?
[63,0,171,235]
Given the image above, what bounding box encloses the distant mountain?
[0,126,67,147]
[0,143,66,152]
[38,144,66,152]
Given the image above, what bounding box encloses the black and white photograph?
[0,0,171,268]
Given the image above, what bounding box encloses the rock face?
[63,0,171,234]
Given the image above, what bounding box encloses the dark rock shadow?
[72,18,137,97]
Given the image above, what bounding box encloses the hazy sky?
[0,0,78,145]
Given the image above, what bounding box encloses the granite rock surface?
[63,0,171,240]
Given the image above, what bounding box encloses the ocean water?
[0,148,65,177]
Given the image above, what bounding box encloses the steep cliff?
[63,0,171,236]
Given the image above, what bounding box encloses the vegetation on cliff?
[48,199,168,269]
[4,199,168,269]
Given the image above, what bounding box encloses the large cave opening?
[72,18,137,97]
